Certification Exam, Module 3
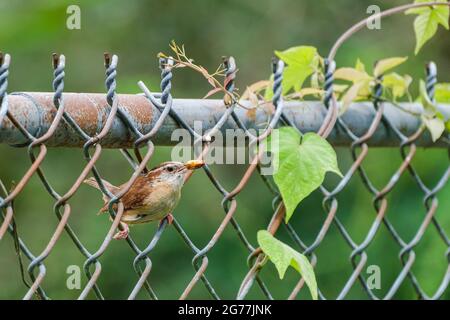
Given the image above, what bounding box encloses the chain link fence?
[0,2,449,300]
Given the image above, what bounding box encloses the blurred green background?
[0,0,449,300]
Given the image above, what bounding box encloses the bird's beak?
[184,160,205,170]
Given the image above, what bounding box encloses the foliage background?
[0,0,449,299]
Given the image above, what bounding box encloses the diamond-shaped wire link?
[1,2,450,300]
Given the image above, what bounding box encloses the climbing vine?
[159,0,449,300]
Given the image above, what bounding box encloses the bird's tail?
[83,177,119,215]
[83,177,101,190]
[83,177,118,193]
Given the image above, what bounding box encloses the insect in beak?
[184,160,205,170]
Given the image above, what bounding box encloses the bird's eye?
[167,166,174,172]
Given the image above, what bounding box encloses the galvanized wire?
[1,2,450,300]
[0,55,448,300]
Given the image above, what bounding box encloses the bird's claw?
[167,213,174,225]
[113,223,129,240]
[160,213,174,227]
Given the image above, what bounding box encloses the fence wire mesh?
[0,51,448,300]
[0,2,449,300]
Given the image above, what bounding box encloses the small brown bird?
[84,160,204,239]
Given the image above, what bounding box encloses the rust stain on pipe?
[1,92,449,148]
[2,93,155,147]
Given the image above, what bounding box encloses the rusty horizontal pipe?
[0,92,448,148]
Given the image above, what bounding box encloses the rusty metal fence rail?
[0,2,449,300]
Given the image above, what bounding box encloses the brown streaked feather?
[148,161,174,172]
[96,175,153,214]
[83,177,120,211]
[117,175,154,212]
[84,161,185,220]
[144,168,162,181]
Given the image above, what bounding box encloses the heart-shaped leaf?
[406,0,449,54]
[257,230,317,300]
[265,127,341,222]
[275,46,320,94]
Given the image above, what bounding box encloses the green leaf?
[288,87,324,100]
[420,79,437,111]
[382,73,412,100]
[257,230,318,300]
[275,46,318,70]
[334,67,371,82]
[355,58,366,72]
[420,80,446,141]
[333,84,349,95]
[373,57,408,77]
[334,62,373,114]
[414,11,439,54]
[422,116,445,141]
[275,46,320,94]
[265,127,341,222]
[340,79,371,115]
[435,83,450,102]
[405,0,434,15]
[406,0,449,54]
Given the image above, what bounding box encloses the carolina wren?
[84,160,204,239]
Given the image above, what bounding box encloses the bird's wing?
[84,177,121,214]
[99,175,150,214]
